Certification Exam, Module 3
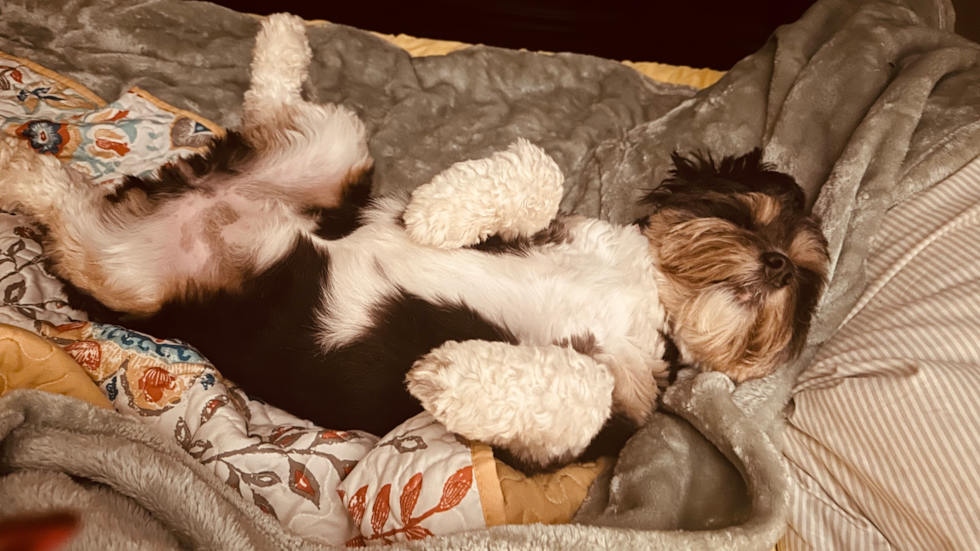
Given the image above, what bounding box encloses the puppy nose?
[762,252,795,288]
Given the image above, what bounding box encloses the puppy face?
[640,149,829,382]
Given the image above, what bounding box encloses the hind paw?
[403,139,564,248]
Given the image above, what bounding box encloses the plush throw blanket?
[1,0,979,549]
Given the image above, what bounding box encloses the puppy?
[0,14,828,469]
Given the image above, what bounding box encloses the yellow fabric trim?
[128,86,225,137]
[0,51,107,108]
[622,60,725,89]
[495,455,614,525]
[370,32,472,57]
[471,442,507,527]
[0,323,112,409]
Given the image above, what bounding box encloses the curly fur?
[0,14,828,469]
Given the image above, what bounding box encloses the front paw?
[405,340,614,469]
[402,139,564,248]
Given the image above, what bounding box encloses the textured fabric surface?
[781,154,980,550]
[0,212,84,329]
[495,455,613,525]
[0,323,111,409]
[0,52,220,184]
[41,321,380,547]
[0,0,978,549]
[367,29,726,89]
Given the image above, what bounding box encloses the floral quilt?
[0,51,490,546]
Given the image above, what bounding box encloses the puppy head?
[639,149,829,382]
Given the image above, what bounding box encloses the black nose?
[762,252,795,288]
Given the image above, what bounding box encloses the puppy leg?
[0,134,163,313]
[402,139,565,248]
[595,348,666,426]
[406,339,614,469]
[240,13,373,209]
[0,132,320,315]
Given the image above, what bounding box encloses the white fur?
[0,14,370,314]
[242,13,372,208]
[406,340,615,466]
[0,134,86,217]
[0,15,673,467]
[402,138,565,248]
[0,133,320,313]
[320,193,671,437]
[321,202,668,362]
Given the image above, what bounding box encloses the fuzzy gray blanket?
[1,0,979,549]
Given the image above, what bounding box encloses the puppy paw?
[0,134,75,218]
[403,139,564,248]
[245,13,312,108]
[406,340,614,469]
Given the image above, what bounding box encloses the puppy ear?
[643,149,806,212]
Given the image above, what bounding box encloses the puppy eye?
[705,203,753,229]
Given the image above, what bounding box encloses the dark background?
[202,0,977,71]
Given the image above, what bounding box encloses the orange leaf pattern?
[436,466,473,512]
[400,473,423,523]
[288,457,322,507]
[337,412,484,544]
[404,525,434,540]
[371,484,391,535]
[63,340,101,371]
[348,486,368,527]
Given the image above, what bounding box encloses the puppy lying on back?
[0,14,828,469]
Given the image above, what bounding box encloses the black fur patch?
[554,332,600,357]
[312,166,375,240]
[107,131,256,205]
[469,216,571,256]
[578,415,639,463]
[88,236,518,438]
[119,236,331,425]
[643,149,806,212]
[662,331,684,385]
[318,292,518,436]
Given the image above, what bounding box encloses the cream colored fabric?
[780,155,980,550]
[0,322,111,409]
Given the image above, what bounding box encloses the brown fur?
[641,150,829,382]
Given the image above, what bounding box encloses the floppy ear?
[642,149,806,212]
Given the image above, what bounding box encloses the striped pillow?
[781,155,980,550]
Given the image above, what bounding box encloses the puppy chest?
[321,220,667,358]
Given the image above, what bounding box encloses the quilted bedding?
[1,0,980,549]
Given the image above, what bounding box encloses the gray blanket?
[1,0,979,549]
